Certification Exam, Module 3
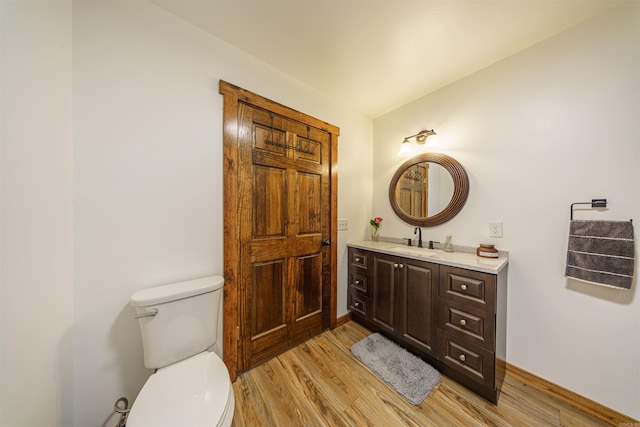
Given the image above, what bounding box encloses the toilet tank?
[130,276,224,369]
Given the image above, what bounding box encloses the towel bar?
[570,199,607,221]
[569,199,632,222]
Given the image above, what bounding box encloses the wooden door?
[220,81,339,377]
[396,164,428,217]
[238,104,330,369]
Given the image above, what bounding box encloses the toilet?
[127,276,234,427]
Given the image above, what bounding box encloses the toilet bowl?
[126,352,234,427]
[128,276,234,427]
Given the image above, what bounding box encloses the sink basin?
[388,246,439,257]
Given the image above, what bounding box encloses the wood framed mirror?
[389,152,469,227]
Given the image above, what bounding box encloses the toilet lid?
[127,352,233,427]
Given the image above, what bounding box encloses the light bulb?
[398,139,413,156]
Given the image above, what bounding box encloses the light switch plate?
[338,218,348,231]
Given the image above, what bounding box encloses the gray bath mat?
[351,333,440,405]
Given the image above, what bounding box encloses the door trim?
[219,81,339,380]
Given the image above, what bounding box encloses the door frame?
[219,81,339,380]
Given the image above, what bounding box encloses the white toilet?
[127,276,234,427]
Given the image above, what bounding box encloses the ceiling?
[151,0,620,118]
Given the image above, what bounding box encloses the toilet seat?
[126,351,234,427]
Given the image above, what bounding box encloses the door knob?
[322,239,331,246]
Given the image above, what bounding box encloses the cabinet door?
[398,259,438,356]
[371,253,400,334]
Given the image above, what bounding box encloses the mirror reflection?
[394,162,454,218]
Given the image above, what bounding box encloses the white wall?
[72,2,370,426]
[373,3,639,419]
[1,1,371,426]
[1,2,74,427]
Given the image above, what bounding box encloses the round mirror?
[389,153,469,227]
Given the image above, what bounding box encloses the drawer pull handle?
[394,263,399,268]
[399,264,404,268]
[459,354,466,362]
[355,257,361,262]
[354,302,361,308]
[460,284,468,291]
[355,280,361,285]
[459,319,467,326]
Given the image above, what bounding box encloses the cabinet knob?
[355,257,361,262]
[399,264,404,268]
[460,284,468,291]
[354,302,361,308]
[458,354,466,362]
[459,319,467,326]
[394,263,399,268]
[355,280,361,285]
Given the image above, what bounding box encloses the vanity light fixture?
[398,129,438,156]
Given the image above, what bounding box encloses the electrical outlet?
[489,221,503,238]
[338,218,348,231]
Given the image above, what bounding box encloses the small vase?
[371,229,379,242]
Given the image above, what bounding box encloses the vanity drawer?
[349,248,369,269]
[438,332,495,388]
[349,272,368,295]
[439,299,494,349]
[439,265,496,311]
[348,291,369,317]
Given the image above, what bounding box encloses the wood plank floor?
[231,321,636,427]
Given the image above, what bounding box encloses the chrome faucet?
[414,227,423,248]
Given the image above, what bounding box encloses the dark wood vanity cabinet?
[348,247,507,404]
[350,249,438,357]
[437,264,505,403]
[347,248,371,320]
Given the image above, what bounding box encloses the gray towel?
[565,220,635,289]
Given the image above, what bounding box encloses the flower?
[370,217,383,229]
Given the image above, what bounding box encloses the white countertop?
[347,240,508,274]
